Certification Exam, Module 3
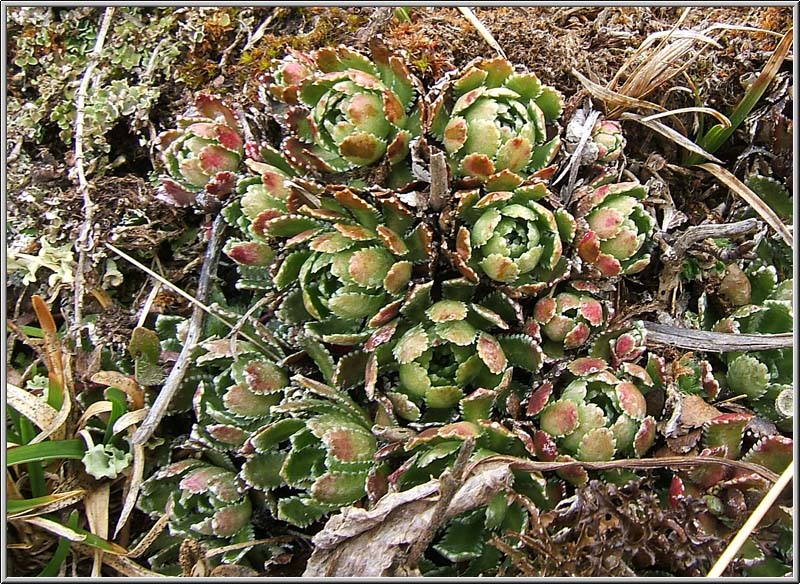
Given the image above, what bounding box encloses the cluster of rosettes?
[144,42,800,570]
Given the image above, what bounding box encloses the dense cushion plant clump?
[136,40,792,578]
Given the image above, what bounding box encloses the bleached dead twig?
[457,7,506,59]
[72,7,116,330]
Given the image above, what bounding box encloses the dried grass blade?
[620,112,723,164]
[125,513,169,558]
[707,461,794,577]
[91,371,145,410]
[113,442,145,538]
[8,490,87,519]
[572,68,665,113]
[7,383,59,430]
[457,7,506,58]
[31,295,65,393]
[85,483,111,577]
[76,401,113,430]
[74,543,165,577]
[642,106,730,127]
[112,409,148,435]
[697,162,793,246]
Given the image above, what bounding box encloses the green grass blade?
[38,511,78,577]
[19,417,46,498]
[688,29,793,164]
[7,439,86,466]
[103,387,128,445]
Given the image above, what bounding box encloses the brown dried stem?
[641,321,792,353]
[131,214,226,445]
[72,7,116,330]
[398,437,476,573]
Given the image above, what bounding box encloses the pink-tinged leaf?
[157,129,182,151]
[480,254,520,283]
[539,399,580,437]
[563,322,590,349]
[452,87,485,114]
[198,145,240,173]
[364,353,378,398]
[688,447,732,488]
[157,177,196,207]
[616,382,647,419]
[555,454,589,485]
[349,248,393,288]
[533,297,557,324]
[741,435,793,474]
[532,429,558,461]
[323,428,375,462]
[439,421,482,441]
[601,229,639,260]
[223,383,278,418]
[587,207,624,238]
[212,502,251,537]
[340,132,386,166]
[577,231,601,263]
[215,124,244,151]
[480,57,514,85]
[443,117,470,152]
[526,382,552,416]
[510,423,537,456]
[579,298,604,326]
[310,473,366,505]
[485,169,524,192]
[612,333,636,358]
[405,421,481,450]
[310,232,351,253]
[568,357,607,376]
[347,69,382,90]
[179,467,225,494]
[496,136,532,173]
[244,361,288,394]
[251,209,287,239]
[179,158,210,187]
[365,320,399,352]
[461,153,495,179]
[367,299,403,328]
[393,326,429,364]
[205,171,237,198]
[477,333,507,374]
[577,427,616,461]
[703,413,753,459]
[207,424,248,446]
[427,300,468,323]
[384,261,412,294]
[621,362,653,386]
[522,318,541,341]
[542,315,573,342]
[475,190,514,208]
[225,241,274,266]
[334,223,375,241]
[669,475,685,508]
[596,253,622,277]
[285,228,320,248]
[195,94,239,128]
[386,130,411,165]
[376,225,408,255]
[456,226,472,261]
[347,92,383,127]
[366,468,388,505]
